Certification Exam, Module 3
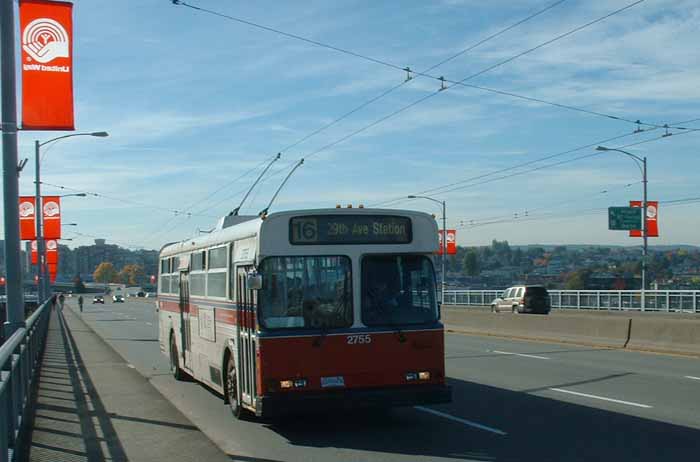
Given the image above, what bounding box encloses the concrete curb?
[443,308,700,358]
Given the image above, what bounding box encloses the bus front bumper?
[256,383,452,417]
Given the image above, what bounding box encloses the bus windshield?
[258,256,352,330]
[362,255,438,326]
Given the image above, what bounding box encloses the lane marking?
[685,376,700,381]
[549,388,652,409]
[414,406,507,436]
[146,322,153,326]
[126,364,135,369]
[492,350,550,360]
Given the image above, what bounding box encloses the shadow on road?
[264,376,700,461]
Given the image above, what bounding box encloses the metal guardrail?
[0,299,52,461]
[443,289,700,313]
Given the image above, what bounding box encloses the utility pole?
[35,141,46,302]
[642,156,647,312]
[1,0,26,335]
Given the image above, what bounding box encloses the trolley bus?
[157,207,451,418]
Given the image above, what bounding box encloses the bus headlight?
[418,371,431,380]
[405,372,418,381]
[280,380,293,389]
[280,378,308,389]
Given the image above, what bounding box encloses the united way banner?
[20,0,75,130]
[629,201,659,238]
[42,196,62,239]
[19,196,37,240]
[438,230,457,255]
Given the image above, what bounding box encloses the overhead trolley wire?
[373,117,700,208]
[167,0,573,222]
[39,181,219,219]
[173,0,671,131]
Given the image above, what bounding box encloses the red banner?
[31,240,38,264]
[20,0,75,130]
[48,263,57,283]
[42,196,62,239]
[438,230,457,255]
[19,196,37,240]
[46,239,59,264]
[629,201,659,237]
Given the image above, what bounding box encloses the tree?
[119,264,145,286]
[93,262,118,283]
[564,269,591,290]
[73,275,86,293]
[462,249,480,276]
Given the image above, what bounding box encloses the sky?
[3,0,700,250]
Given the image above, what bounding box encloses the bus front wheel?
[170,334,185,381]
[226,356,244,419]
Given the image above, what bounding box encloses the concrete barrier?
[626,317,700,356]
[442,309,630,348]
[443,308,700,357]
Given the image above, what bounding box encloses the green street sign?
[609,206,642,230]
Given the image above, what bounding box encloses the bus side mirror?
[247,272,262,290]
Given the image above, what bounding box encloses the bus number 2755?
[347,334,372,344]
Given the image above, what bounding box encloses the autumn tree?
[93,262,118,283]
[119,264,145,286]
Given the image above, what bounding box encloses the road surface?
[68,298,700,461]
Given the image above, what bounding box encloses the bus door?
[179,271,193,371]
[236,266,258,408]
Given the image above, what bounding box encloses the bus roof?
[159,208,438,258]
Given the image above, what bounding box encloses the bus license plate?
[321,376,345,388]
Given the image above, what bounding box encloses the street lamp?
[35,132,108,302]
[597,145,648,310]
[408,195,447,305]
[59,193,88,198]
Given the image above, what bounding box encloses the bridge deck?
[26,306,229,461]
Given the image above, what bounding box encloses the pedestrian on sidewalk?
[58,293,65,310]
[78,295,84,312]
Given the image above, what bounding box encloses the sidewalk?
[26,306,231,461]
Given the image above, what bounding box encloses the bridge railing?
[0,299,52,461]
[443,289,700,313]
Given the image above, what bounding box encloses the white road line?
[549,388,652,409]
[492,350,550,360]
[685,376,700,381]
[146,322,153,326]
[414,406,507,436]
[126,364,135,369]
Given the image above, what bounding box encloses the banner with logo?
[20,0,75,130]
[629,201,659,237]
[42,196,62,239]
[31,240,38,264]
[46,239,59,264]
[19,196,37,240]
[438,230,457,255]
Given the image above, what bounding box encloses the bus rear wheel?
[170,334,185,381]
[226,356,244,419]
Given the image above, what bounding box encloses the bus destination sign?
[290,215,412,245]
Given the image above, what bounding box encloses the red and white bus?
[157,208,451,418]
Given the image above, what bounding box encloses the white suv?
[491,285,551,314]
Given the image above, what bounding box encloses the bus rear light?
[280,380,293,389]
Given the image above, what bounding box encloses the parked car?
[113,294,125,303]
[136,291,146,297]
[92,295,104,304]
[491,285,551,314]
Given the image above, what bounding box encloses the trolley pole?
[1,0,26,335]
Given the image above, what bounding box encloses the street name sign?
[608,207,642,230]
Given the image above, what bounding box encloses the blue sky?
[6,0,700,249]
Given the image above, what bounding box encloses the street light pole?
[2,0,25,336]
[34,132,108,302]
[408,195,447,304]
[597,146,648,311]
